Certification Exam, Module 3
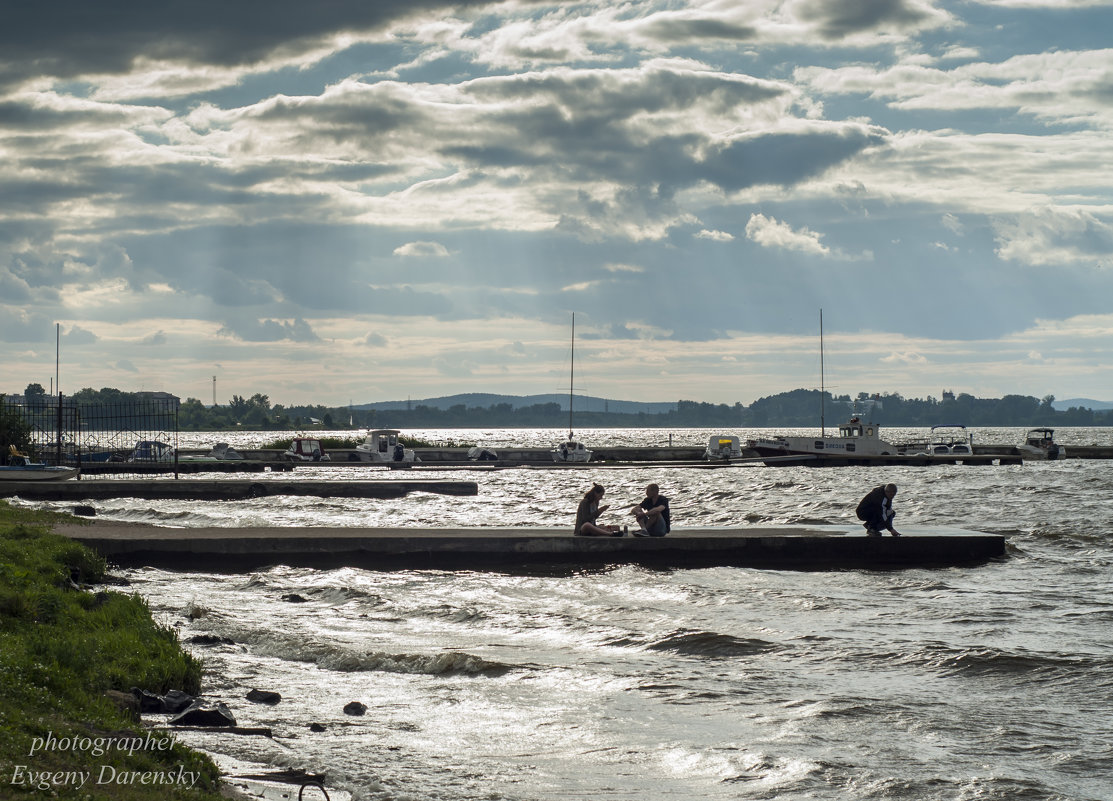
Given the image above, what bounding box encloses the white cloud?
[603,263,645,273]
[745,213,831,256]
[881,351,929,364]
[393,241,451,257]
[993,208,1113,267]
[696,229,735,242]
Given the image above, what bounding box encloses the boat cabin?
[1024,428,1056,449]
[284,438,329,461]
[128,440,176,462]
[1020,428,1065,460]
[705,435,742,460]
[357,430,417,462]
[838,418,881,440]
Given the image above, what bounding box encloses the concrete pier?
[56,523,1007,572]
[0,478,478,501]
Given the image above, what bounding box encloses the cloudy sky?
[3,0,1113,407]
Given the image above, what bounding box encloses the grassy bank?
[0,501,226,799]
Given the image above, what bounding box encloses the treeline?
[8,386,1112,433]
[183,389,1112,429]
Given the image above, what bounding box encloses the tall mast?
[568,312,575,441]
[819,308,825,436]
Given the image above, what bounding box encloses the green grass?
[0,501,225,799]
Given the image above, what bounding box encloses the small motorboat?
[1018,428,1066,460]
[704,435,742,460]
[127,440,177,462]
[282,438,330,462]
[355,430,418,462]
[179,442,246,462]
[1,446,79,480]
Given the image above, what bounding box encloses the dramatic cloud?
[2,0,1112,404]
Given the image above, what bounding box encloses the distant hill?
[1052,398,1113,411]
[353,393,678,415]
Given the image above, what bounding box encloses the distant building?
[135,391,181,411]
[942,390,955,402]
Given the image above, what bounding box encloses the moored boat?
[355,429,417,463]
[282,438,330,461]
[747,417,899,461]
[127,440,176,462]
[553,312,593,463]
[704,435,742,460]
[919,424,973,456]
[1018,427,1066,460]
[2,447,79,480]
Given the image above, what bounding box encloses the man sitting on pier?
[856,483,901,537]
[631,483,671,537]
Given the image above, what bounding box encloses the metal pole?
[819,309,825,437]
[569,312,575,441]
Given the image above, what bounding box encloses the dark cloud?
[217,316,320,342]
[791,0,942,40]
[63,325,99,345]
[700,126,886,190]
[0,1,499,90]
[638,17,759,44]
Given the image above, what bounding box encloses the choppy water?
[28,428,1113,800]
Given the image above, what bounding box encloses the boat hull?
[0,466,79,481]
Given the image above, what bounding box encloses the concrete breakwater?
[0,478,478,501]
[55,523,1006,572]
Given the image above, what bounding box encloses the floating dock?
[56,523,1007,572]
[0,478,478,501]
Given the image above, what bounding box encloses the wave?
[261,639,512,676]
[864,642,1109,681]
[266,631,510,675]
[607,628,777,657]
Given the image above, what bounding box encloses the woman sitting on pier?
[574,483,625,537]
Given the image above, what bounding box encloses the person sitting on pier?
[856,483,901,537]
[574,483,625,537]
[631,483,671,537]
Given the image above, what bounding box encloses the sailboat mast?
[819,308,825,437]
[568,312,575,441]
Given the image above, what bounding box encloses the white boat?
[704,435,742,460]
[355,429,417,463]
[924,424,973,455]
[179,442,245,462]
[282,438,330,461]
[747,416,899,460]
[552,313,593,463]
[1018,427,1066,460]
[745,311,897,462]
[553,440,592,462]
[127,440,176,462]
[1,447,79,480]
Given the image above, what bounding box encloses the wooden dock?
[55,523,1007,572]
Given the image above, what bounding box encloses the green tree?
[24,383,47,404]
[0,395,33,463]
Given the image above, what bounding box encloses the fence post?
[56,393,64,465]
